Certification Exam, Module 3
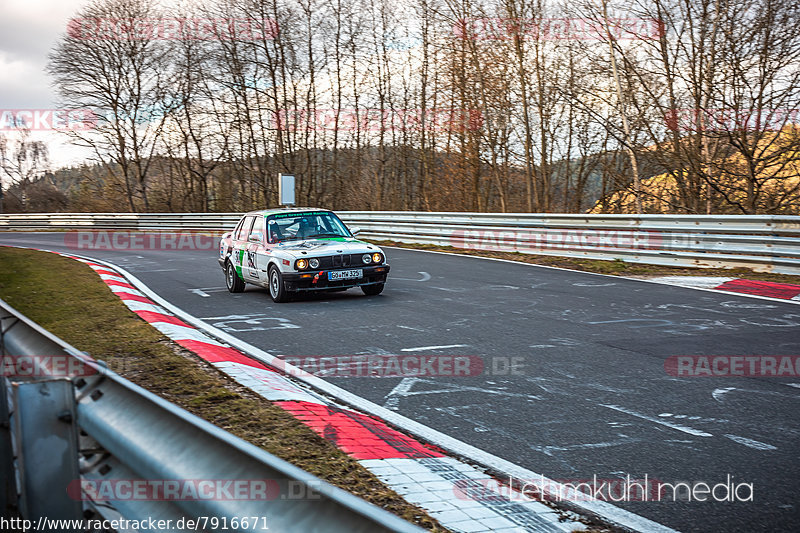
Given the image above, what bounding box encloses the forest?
[1,0,798,214]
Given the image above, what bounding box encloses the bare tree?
[0,127,50,212]
[48,0,173,212]
[38,0,799,215]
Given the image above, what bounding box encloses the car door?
[232,215,256,279]
[244,216,267,283]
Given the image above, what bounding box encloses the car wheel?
[361,283,384,296]
[225,261,245,293]
[269,265,289,303]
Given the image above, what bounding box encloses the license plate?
[328,269,362,281]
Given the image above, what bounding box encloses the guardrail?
[1,211,799,273]
[0,297,424,533]
[340,212,800,274]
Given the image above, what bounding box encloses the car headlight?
[372,253,383,264]
[362,254,372,264]
[309,258,320,269]
[296,259,308,270]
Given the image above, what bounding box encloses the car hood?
[276,238,378,257]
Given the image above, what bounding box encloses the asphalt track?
[2,232,799,533]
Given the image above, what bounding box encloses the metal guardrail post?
[0,377,17,518]
[11,379,82,529]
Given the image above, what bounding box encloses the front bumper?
[282,265,390,291]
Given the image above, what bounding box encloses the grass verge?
[0,247,446,531]
[372,241,800,285]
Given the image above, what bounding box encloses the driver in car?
[297,217,317,240]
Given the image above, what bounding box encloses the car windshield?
[265,211,352,243]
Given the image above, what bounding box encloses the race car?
[218,208,390,302]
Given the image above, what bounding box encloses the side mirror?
[249,232,263,243]
[350,226,361,236]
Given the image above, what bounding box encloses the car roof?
[243,207,333,217]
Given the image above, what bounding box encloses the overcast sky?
[0,1,93,109]
[0,1,198,169]
[0,1,95,167]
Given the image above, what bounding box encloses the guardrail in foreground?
[0,297,424,533]
[1,211,799,273]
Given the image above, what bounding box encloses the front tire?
[225,261,245,293]
[269,265,289,303]
[361,283,384,296]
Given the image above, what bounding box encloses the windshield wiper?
[308,233,344,238]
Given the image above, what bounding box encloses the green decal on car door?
[236,249,245,279]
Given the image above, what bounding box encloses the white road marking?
[787,383,800,389]
[190,286,230,295]
[529,344,557,348]
[383,377,419,410]
[712,387,798,401]
[658,413,729,423]
[723,434,778,451]
[400,344,468,352]
[720,301,777,309]
[740,315,800,327]
[532,438,638,454]
[551,337,583,346]
[712,387,737,402]
[189,288,211,297]
[601,404,713,437]
[199,314,300,332]
[392,271,431,282]
[588,318,675,327]
[397,325,426,332]
[404,382,542,400]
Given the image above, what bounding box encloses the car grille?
[317,254,366,268]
